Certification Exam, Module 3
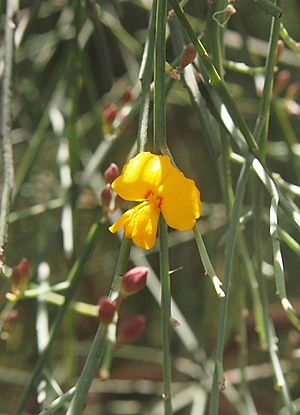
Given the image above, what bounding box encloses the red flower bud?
[103,104,118,124]
[274,70,291,95]
[104,163,119,184]
[179,43,197,72]
[4,309,19,326]
[286,83,300,100]
[116,315,146,345]
[275,40,284,63]
[98,297,116,325]
[100,184,113,208]
[120,266,148,297]
[120,89,133,104]
[11,258,31,294]
[18,258,31,278]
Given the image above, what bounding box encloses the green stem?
[238,236,267,350]
[265,317,295,414]
[258,271,296,414]
[159,217,173,414]
[153,0,168,153]
[206,0,225,76]
[224,60,265,75]
[252,0,282,17]
[280,23,300,56]
[38,387,76,415]
[66,238,131,415]
[208,156,252,415]
[194,225,225,298]
[14,221,102,415]
[8,198,64,224]
[153,1,173,413]
[168,0,259,156]
[137,0,156,152]
[0,0,19,256]
[238,288,258,415]
[272,100,300,183]
[207,0,234,217]
[36,265,50,406]
[254,1,282,151]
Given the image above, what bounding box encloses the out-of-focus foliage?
[1,0,300,414]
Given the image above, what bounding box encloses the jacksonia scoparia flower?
[109,152,201,249]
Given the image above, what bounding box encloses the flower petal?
[160,165,201,230]
[109,201,160,249]
[111,152,170,202]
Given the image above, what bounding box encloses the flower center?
[144,190,162,210]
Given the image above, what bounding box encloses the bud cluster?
[98,267,149,347]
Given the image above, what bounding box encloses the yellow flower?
[109,152,201,249]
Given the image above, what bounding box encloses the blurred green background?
[1,0,300,414]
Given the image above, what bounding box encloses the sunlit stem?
[159,217,173,414]
[153,0,173,413]
[153,0,168,153]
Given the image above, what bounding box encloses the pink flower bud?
[104,163,119,184]
[274,70,291,95]
[116,315,146,345]
[100,184,113,208]
[179,43,197,72]
[103,104,118,124]
[120,266,148,297]
[98,297,116,325]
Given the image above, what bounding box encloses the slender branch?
[137,0,156,152]
[153,0,168,153]
[38,387,76,415]
[159,218,173,415]
[0,0,19,261]
[194,225,225,298]
[280,24,300,57]
[66,238,131,415]
[208,156,253,415]
[254,1,282,151]
[168,0,259,156]
[153,1,173,413]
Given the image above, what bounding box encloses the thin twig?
[66,238,131,415]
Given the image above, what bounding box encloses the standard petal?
[160,166,201,231]
[109,201,160,250]
[111,152,170,201]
